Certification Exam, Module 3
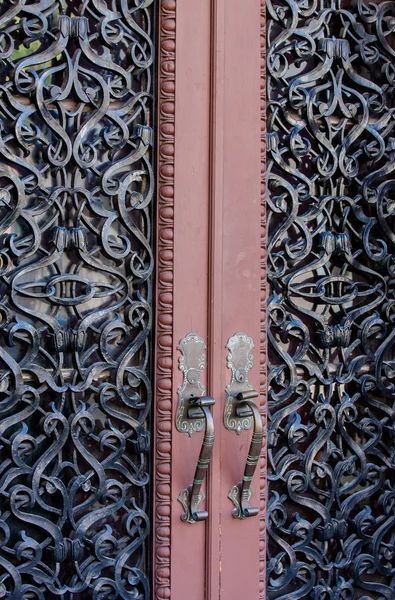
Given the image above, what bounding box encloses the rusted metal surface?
[268,1,395,597]
[0,2,155,598]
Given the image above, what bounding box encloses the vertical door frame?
[154,1,267,597]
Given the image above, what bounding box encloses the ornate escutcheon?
[176,333,206,436]
[224,332,254,434]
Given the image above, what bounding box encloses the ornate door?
[11,1,395,599]
[154,1,266,598]
[154,0,395,597]
[0,1,267,599]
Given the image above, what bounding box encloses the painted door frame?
[154,1,267,598]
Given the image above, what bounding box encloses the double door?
[0,1,265,599]
[155,0,264,596]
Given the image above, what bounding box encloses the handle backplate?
[224,332,254,434]
[176,333,206,436]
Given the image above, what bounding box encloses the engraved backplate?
[224,333,254,434]
[178,485,205,525]
[228,483,253,520]
[176,333,206,436]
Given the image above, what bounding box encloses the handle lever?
[228,390,263,519]
[178,396,215,523]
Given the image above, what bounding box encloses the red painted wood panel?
[171,2,211,599]
[218,0,263,598]
[156,1,266,597]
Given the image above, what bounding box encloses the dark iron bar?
[0,2,155,598]
[267,1,395,598]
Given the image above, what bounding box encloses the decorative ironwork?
[260,2,268,596]
[267,1,395,598]
[0,1,155,598]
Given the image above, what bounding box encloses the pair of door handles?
[176,333,263,524]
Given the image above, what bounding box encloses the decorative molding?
[154,1,176,598]
[260,1,267,599]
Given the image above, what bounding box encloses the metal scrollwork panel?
[0,1,155,598]
[268,1,395,598]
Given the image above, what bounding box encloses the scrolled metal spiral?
[0,1,155,598]
[268,1,395,598]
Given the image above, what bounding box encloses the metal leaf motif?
[0,1,155,598]
[268,1,395,598]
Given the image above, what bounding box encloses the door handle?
[224,333,263,518]
[176,334,214,523]
[228,390,263,519]
[178,396,215,523]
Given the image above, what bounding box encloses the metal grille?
[0,1,154,598]
[267,1,395,597]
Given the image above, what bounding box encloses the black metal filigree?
[0,1,155,598]
[267,1,395,598]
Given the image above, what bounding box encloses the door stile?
[217,1,263,598]
[156,0,213,598]
[206,0,226,597]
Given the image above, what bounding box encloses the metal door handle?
[178,396,215,523]
[228,390,263,519]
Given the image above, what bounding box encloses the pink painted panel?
[155,0,267,597]
[219,0,263,598]
[171,1,211,599]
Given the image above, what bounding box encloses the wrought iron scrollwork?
[0,1,155,598]
[268,1,395,598]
